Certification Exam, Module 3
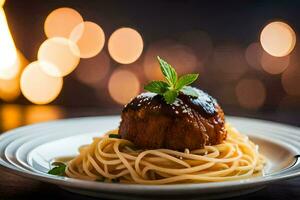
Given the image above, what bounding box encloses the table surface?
[0,105,300,200]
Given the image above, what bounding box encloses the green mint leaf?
[144,81,169,94]
[109,134,121,139]
[143,56,200,103]
[157,56,177,87]
[176,74,199,90]
[48,163,66,176]
[163,90,178,104]
[181,86,199,98]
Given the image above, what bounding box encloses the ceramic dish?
[0,116,300,200]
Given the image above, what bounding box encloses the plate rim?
[0,115,300,194]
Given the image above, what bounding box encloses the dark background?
[0,1,300,200]
[0,0,299,129]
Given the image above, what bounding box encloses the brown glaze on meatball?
[118,87,227,151]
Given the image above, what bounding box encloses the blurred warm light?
[0,0,5,7]
[15,49,29,69]
[212,45,248,82]
[20,62,63,104]
[0,77,20,101]
[0,8,18,80]
[214,84,238,106]
[144,40,197,80]
[38,37,80,77]
[44,7,83,39]
[235,79,266,109]
[0,50,28,101]
[108,69,140,105]
[245,42,263,70]
[179,30,213,65]
[25,105,64,124]
[70,21,105,58]
[281,63,300,96]
[118,59,146,81]
[260,21,296,57]
[261,51,290,74]
[0,104,22,131]
[75,51,110,87]
[108,27,143,64]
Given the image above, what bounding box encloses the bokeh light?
[260,21,296,57]
[235,79,266,109]
[108,69,140,105]
[0,77,20,101]
[20,62,63,104]
[38,37,80,77]
[0,0,5,7]
[75,51,110,87]
[0,104,22,131]
[25,105,64,124]
[0,50,28,101]
[0,8,18,79]
[108,27,143,64]
[118,58,146,82]
[211,44,248,82]
[70,21,105,58]
[44,7,83,39]
[245,42,264,70]
[281,62,300,96]
[144,40,197,80]
[261,51,290,74]
[179,30,213,66]
[214,84,238,106]
[0,58,19,80]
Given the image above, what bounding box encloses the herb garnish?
[48,162,66,176]
[109,134,121,139]
[144,56,199,104]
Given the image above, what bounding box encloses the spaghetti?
[66,124,266,184]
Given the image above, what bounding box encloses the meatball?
[118,87,227,151]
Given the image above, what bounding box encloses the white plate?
[0,116,300,200]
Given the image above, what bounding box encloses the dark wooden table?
[1,105,299,200]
